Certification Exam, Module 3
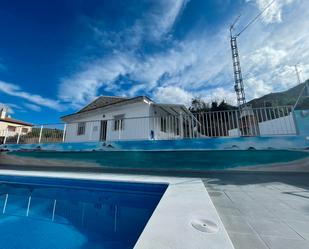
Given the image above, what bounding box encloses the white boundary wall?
[228,113,296,136]
[258,113,296,135]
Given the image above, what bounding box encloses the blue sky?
[0,0,308,124]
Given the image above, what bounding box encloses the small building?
[61,96,193,142]
[0,105,32,143]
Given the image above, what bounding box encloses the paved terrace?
[1,159,309,249]
[204,172,309,249]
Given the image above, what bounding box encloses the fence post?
[17,127,22,144]
[236,110,241,137]
[3,128,8,144]
[118,120,121,140]
[291,107,299,135]
[89,122,93,141]
[62,123,67,142]
[39,125,43,143]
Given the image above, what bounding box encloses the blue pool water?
[0,175,167,249]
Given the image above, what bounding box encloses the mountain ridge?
[248,79,309,109]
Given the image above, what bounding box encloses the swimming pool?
[0,175,167,249]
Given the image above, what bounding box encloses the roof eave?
[61,96,153,121]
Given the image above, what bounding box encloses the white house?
[0,105,32,143]
[61,96,194,142]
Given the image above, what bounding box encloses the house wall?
[64,101,151,142]
[0,121,32,138]
[149,105,183,140]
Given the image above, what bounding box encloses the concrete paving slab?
[228,233,269,249]
[262,236,309,249]
[287,220,309,240]
[270,208,309,222]
[237,205,276,219]
[247,218,302,239]
[216,206,242,216]
[204,172,309,249]
[219,215,256,234]
[209,192,236,208]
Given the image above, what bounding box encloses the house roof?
[78,96,129,113]
[0,117,33,126]
[153,103,192,116]
[61,96,153,120]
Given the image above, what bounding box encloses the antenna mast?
[230,16,246,107]
[229,0,277,108]
[294,64,309,109]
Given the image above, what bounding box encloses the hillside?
[248,79,309,109]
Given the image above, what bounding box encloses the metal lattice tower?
[230,35,246,107]
[228,0,277,108]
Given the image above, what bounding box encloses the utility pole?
[294,64,309,109]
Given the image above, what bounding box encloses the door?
[100,120,107,141]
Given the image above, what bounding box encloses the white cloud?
[147,0,189,39]
[24,103,42,112]
[58,0,308,109]
[0,81,63,111]
[58,30,231,108]
[58,53,136,108]
[245,46,287,69]
[248,0,294,24]
[153,86,193,106]
[59,0,191,108]
[245,77,273,99]
[88,0,189,50]
[153,86,237,107]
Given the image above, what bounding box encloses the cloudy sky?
[0,0,308,123]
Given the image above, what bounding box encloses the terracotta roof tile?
[0,117,33,126]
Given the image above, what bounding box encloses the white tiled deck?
[204,172,309,249]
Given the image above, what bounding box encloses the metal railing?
[1,123,66,145]
[0,106,297,145]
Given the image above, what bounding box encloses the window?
[7,126,16,132]
[77,122,86,135]
[21,128,28,133]
[160,117,167,132]
[114,114,124,131]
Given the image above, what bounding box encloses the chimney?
[0,105,8,119]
